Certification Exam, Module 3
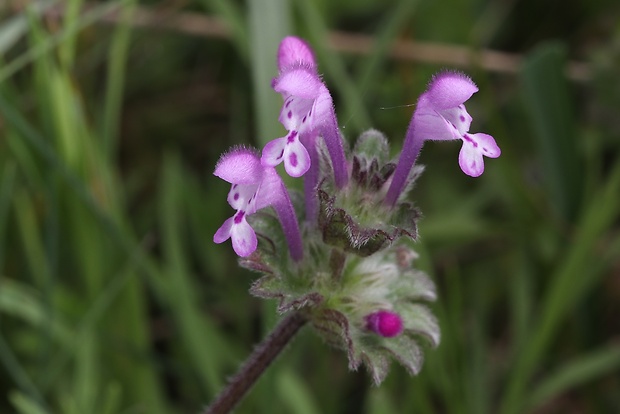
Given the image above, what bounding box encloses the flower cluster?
[213,36,500,384]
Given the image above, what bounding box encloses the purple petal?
[261,137,287,167]
[283,138,311,177]
[227,183,259,211]
[310,86,334,128]
[277,36,316,71]
[214,147,263,184]
[230,216,258,257]
[268,176,304,261]
[468,132,501,158]
[438,104,473,135]
[318,107,349,189]
[300,132,320,221]
[426,71,478,110]
[213,216,234,244]
[273,67,323,100]
[458,137,485,177]
[279,96,314,132]
[411,96,457,141]
[253,167,304,261]
[253,167,284,210]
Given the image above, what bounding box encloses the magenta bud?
[365,310,404,338]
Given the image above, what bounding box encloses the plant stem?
[329,248,347,282]
[204,312,307,414]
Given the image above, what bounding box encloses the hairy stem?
[204,312,307,414]
[329,248,347,282]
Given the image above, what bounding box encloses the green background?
[1,0,619,413]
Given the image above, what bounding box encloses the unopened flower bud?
[365,310,404,338]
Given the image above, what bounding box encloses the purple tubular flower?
[262,37,348,190]
[386,71,501,206]
[365,310,404,338]
[213,147,303,261]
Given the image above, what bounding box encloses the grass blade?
[526,343,620,411]
[201,0,249,59]
[0,0,131,84]
[248,0,292,146]
[0,332,47,411]
[160,153,237,395]
[293,0,370,133]
[8,391,49,414]
[356,0,419,92]
[520,42,582,222]
[101,0,136,156]
[501,161,620,414]
[276,369,321,414]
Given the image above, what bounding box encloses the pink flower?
[415,72,500,177]
[262,37,348,189]
[213,147,303,260]
[386,71,500,206]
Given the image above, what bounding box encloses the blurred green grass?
[1,0,620,413]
